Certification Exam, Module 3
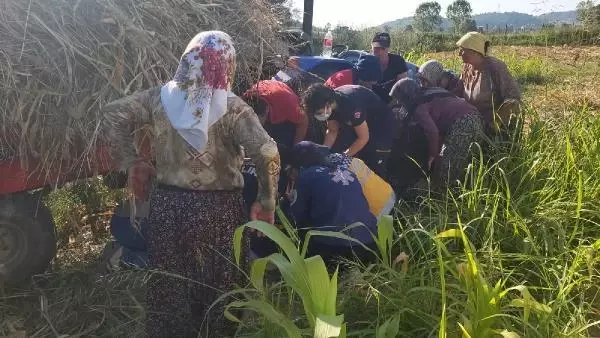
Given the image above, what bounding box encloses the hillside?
[380,10,577,30]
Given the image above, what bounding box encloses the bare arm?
[323,120,340,148]
[345,121,369,156]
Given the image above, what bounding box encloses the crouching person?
[243,80,309,148]
[389,79,484,194]
[301,83,397,178]
[102,200,150,270]
[326,152,396,220]
[418,60,465,97]
[282,141,378,265]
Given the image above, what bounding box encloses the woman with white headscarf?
[102,31,280,337]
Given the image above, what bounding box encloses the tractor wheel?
[0,193,56,285]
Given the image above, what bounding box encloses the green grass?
[2,48,600,337]
[230,108,600,337]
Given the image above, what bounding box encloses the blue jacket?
[289,165,377,247]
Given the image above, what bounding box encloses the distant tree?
[447,0,474,33]
[577,0,595,26]
[466,19,477,32]
[414,2,443,32]
[383,24,392,33]
[405,24,414,32]
[333,25,361,49]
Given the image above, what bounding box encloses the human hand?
[127,162,153,201]
[250,202,275,237]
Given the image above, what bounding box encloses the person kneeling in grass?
[281,141,380,265]
[389,78,484,195]
[243,79,309,148]
[418,59,465,98]
[301,83,397,178]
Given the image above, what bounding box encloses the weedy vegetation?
[1,45,599,337]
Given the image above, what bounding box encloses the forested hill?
[380,10,577,30]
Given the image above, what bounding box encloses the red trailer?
[0,0,317,284]
[0,145,114,284]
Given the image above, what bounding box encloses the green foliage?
[342,27,600,56]
[45,177,124,233]
[447,0,475,34]
[577,1,600,28]
[229,108,600,337]
[230,221,346,337]
[501,54,555,85]
[414,1,443,32]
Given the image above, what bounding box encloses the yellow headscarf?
[456,31,489,55]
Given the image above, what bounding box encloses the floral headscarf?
[160,31,236,151]
[326,152,352,171]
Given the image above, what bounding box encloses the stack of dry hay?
[0,0,287,174]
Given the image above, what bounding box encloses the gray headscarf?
[389,78,422,118]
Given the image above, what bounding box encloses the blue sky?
[289,0,581,28]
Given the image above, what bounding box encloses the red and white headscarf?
[160,31,236,151]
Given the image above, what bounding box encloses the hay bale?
[0,0,287,173]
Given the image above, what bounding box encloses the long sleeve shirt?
[414,96,479,159]
[461,56,522,127]
[102,87,280,211]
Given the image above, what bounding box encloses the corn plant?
[436,222,551,338]
[228,221,346,338]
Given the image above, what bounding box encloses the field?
[1,46,599,337]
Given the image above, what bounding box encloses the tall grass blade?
[225,300,303,338]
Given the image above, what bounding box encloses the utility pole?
[302,0,314,37]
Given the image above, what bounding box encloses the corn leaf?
[234,221,306,272]
[225,300,302,338]
[249,257,269,292]
[304,255,335,315]
[436,229,462,239]
[301,226,377,259]
[375,215,395,267]
[326,267,340,316]
[339,323,347,338]
[495,329,521,338]
[314,314,344,338]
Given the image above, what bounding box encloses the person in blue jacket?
[101,200,149,270]
[281,141,378,264]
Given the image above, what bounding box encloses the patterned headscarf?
[326,152,352,171]
[160,31,236,151]
[389,78,422,118]
[419,60,445,86]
